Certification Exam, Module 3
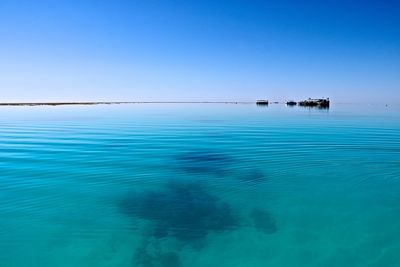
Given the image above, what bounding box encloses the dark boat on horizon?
[286,101,297,106]
[256,100,269,105]
[298,98,330,108]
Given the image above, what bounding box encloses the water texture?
[0,103,399,267]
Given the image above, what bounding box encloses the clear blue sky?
[0,0,399,103]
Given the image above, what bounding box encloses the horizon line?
[0,101,397,106]
[0,101,256,106]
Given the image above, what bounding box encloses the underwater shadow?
[120,181,239,245]
[251,208,277,234]
[119,179,278,266]
[175,150,233,175]
[237,169,268,184]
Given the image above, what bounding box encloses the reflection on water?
[299,106,330,111]
[0,104,400,267]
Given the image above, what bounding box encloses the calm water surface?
[1,104,399,267]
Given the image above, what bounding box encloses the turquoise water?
[1,103,399,267]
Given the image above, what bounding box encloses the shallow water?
[1,103,399,267]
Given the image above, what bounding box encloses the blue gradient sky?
[0,0,399,103]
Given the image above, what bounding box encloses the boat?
[256,100,269,105]
[298,98,329,108]
[286,101,297,106]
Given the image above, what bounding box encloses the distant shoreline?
[0,101,254,106]
[0,102,395,107]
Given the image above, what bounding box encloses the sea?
[0,103,399,267]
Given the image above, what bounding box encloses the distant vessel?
[286,101,297,106]
[256,100,269,105]
[298,98,329,108]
